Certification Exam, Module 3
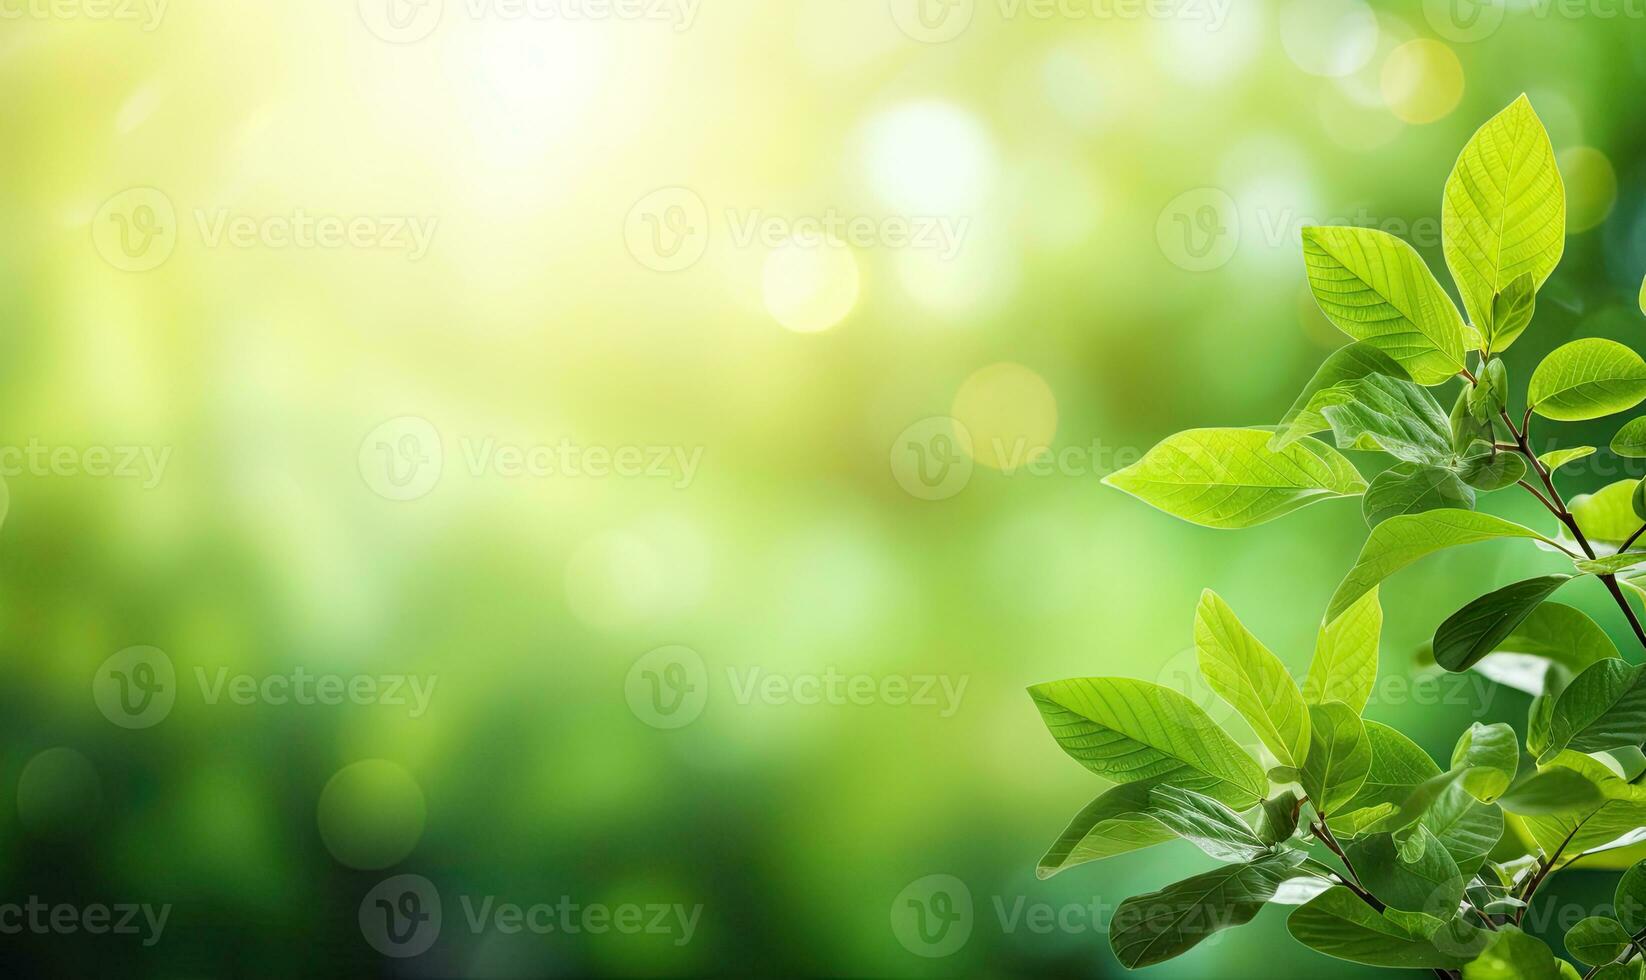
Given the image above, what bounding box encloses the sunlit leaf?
[1303,589,1381,712]
[1301,701,1371,817]
[1528,339,1646,422]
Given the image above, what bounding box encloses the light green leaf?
[1613,417,1646,458]
[1575,552,1646,576]
[1433,575,1574,673]
[1363,462,1476,528]
[1458,442,1528,493]
[1421,782,1503,878]
[1528,339,1646,422]
[1288,886,1482,968]
[1272,343,1411,450]
[1103,428,1366,530]
[1522,753,1646,855]
[1496,767,1606,816]
[1302,225,1467,385]
[1035,783,1178,878]
[1336,721,1442,834]
[1470,358,1510,423]
[1462,925,1563,980]
[1540,659,1646,763]
[1442,94,1565,338]
[1306,374,1456,462]
[1617,859,1646,934]
[1451,722,1518,803]
[1029,678,1267,807]
[1347,827,1465,914]
[1146,785,1272,863]
[1572,480,1645,543]
[1565,916,1631,966]
[1194,591,1311,768]
[1109,850,1305,969]
[1326,510,1556,621]
[1301,701,1371,817]
[1489,274,1538,353]
[1303,588,1382,712]
[1541,446,1596,475]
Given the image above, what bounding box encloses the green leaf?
[1617,859,1646,933]
[1272,343,1411,450]
[1327,510,1557,622]
[1029,678,1267,807]
[1146,785,1272,863]
[1458,442,1528,493]
[1288,886,1481,968]
[1528,339,1646,422]
[1462,925,1564,980]
[1451,723,1519,803]
[1302,225,1467,385]
[1522,753,1646,855]
[1453,384,1496,454]
[1421,782,1504,878]
[1612,417,1646,458]
[1576,552,1646,576]
[1194,591,1311,768]
[1103,428,1366,530]
[1489,274,1538,353]
[1336,721,1443,833]
[1443,94,1566,338]
[1035,783,1178,878]
[1363,462,1476,528]
[1635,479,1646,523]
[1433,575,1574,673]
[1303,588,1382,712]
[1541,446,1596,475]
[1470,359,1510,422]
[1496,767,1606,816]
[1487,602,1619,692]
[1301,701,1371,817]
[1572,480,1646,543]
[1565,916,1631,966]
[1592,963,1645,980]
[1256,790,1301,845]
[1540,659,1646,763]
[1108,850,1305,969]
[1348,827,1465,914]
[1305,374,1456,462]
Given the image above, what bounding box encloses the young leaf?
[1272,343,1411,451]
[1255,790,1301,845]
[1035,783,1178,878]
[1306,374,1456,462]
[1612,417,1646,458]
[1287,886,1481,968]
[1363,462,1476,527]
[1442,94,1565,338]
[1303,588,1381,712]
[1108,850,1305,969]
[1300,701,1371,817]
[1451,723,1518,803]
[1564,915,1631,966]
[1539,659,1646,763]
[1346,827,1465,914]
[1145,785,1272,863]
[1326,510,1556,621]
[1469,358,1510,421]
[1103,428,1366,530]
[1488,274,1538,353]
[1193,591,1311,768]
[1301,225,1467,385]
[1528,339,1646,422]
[1028,678,1267,807]
[1433,575,1574,673]
[1572,480,1646,543]
[1462,925,1564,980]
[1457,442,1527,493]
[1541,445,1596,475]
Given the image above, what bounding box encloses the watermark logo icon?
[359,0,444,42]
[625,645,709,729]
[624,188,710,272]
[360,874,442,958]
[891,874,973,957]
[889,0,975,43]
[93,646,177,729]
[1156,187,1240,273]
[359,416,444,501]
[91,188,177,272]
[890,417,974,501]
[1423,0,1506,42]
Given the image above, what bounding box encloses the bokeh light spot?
[762,242,860,334]
[860,101,998,215]
[316,760,426,870]
[1279,0,1379,78]
[950,364,1058,471]
[1559,146,1618,233]
[1381,40,1464,125]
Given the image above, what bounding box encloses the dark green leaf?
[1540,659,1646,763]
[1272,343,1412,450]
[1035,783,1177,879]
[1462,925,1563,979]
[1612,417,1646,458]
[1347,828,1465,914]
[1309,374,1456,462]
[1256,791,1301,846]
[1108,850,1305,968]
[1145,785,1272,863]
[1497,767,1606,816]
[1288,886,1482,968]
[1363,462,1475,527]
[1434,576,1573,673]
[1458,442,1528,492]
[1616,859,1646,934]
[1565,916,1631,966]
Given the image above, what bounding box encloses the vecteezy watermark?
[889,417,1140,502]
[0,0,167,30]
[90,188,437,271]
[1425,0,1646,44]
[1156,187,1240,273]
[622,188,970,273]
[0,439,171,489]
[624,646,969,729]
[0,898,171,947]
[359,874,701,959]
[357,0,701,43]
[357,416,704,502]
[1254,207,1442,251]
[889,0,1231,43]
[93,646,438,729]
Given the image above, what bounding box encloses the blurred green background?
[3,0,1646,975]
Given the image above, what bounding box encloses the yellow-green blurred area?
[1,0,1646,976]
